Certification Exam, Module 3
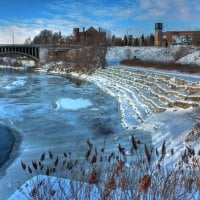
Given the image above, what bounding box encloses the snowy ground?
[107,46,200,66]
[70,66,200,159]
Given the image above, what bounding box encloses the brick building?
[163,31,200,45]
[73,27,106,45]
[154,23,200,46]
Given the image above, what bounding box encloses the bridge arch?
[0,45,40,64]
[0,51,39,63]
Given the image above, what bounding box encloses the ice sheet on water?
[55,98,92,110]
[3,77,27,90]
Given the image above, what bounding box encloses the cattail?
[105,179,116,191]
[151,147,154,154]
[157,162,161,170]
[100,156,103,162]
[40,152,45,161]
[40,164,44,171]
[108,152,115,162]
[90,154,97,164]
[46,167,50,176]
[54,156,59,167]
[52,168,56,173]
[28,166,32,174]
[171,148,174,156]
[67,161,73,170]
[131,135,137,150]
[87,139,93,149]
[118,144,125,155]
[49,151,53,159]
[161,141,166,160]
[139,175,151,193]
[32,161,37,171]
[86,149,91,161]
[63,152,68,157]
[21,161,26,170]
[88,169,98,184]
[63,160,67,166]
[156,148,159,157]
[137,139,141,144]
[95,147,98,155]
[82,168,85,177]
[144,144,151,165]
[115,160,124,175]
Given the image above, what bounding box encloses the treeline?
[24,29,63,45]
[112,34,155,46]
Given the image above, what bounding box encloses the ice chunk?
[55,98,92,110]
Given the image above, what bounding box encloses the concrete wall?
[39,47,49,64]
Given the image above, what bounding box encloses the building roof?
[86,26,98,33]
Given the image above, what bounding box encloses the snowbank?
[177,50,200,66]
[106,46,199,66]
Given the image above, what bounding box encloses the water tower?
[154,23,163,47]
[73,28,79,44]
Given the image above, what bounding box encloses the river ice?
[0,69,138,200]
[55,97,92,110]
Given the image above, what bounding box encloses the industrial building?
[154,23,200,46]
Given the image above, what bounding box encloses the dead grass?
[120,59,200,74]
[19,138,200,200]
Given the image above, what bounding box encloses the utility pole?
[12,30,15,45]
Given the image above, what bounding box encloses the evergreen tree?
[123,35,128,46]
[140,34,145,46]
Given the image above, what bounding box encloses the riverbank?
[120,59,200,74]
[0,125,15,168]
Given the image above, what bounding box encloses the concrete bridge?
[0,44,75,65]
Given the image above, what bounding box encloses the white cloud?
[137,0,200,21]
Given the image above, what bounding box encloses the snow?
[177,50,200,65]
[106,46,198,64]
[106,46,200,69]
[8,175,101,200]
[55,97,92,110]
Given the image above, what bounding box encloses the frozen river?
[0,69,151,199]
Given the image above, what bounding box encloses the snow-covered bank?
[107,46,200,66]
[69,67,200,151]
[177,50,200,65]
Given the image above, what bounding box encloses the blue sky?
[0,0,199,43]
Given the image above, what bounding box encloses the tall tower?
[154,23,163,47]
[73,28,79,44]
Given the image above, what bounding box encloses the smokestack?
[99,27,101,32]
[83,27,85,32]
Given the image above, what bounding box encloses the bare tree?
[73,29,108,74]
